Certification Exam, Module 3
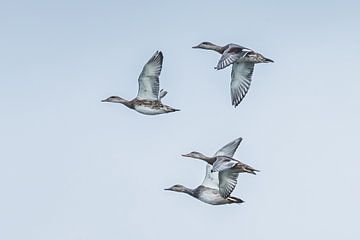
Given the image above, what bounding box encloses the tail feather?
[235,164,260,175]
[264,57,274,63]
[164,105,180,113]
[227,196,244,204]
[245,167,260,175]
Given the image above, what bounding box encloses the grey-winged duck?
[165,137,258,205]
[193,42,273,107]
[102,51,179,115]
[182,137,259,174]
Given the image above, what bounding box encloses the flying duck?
[165,137,258,205]
[102,51,179,115]
[182,137,259,174]
[193,42,273,107]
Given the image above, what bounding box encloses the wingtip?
[153,50,163,58]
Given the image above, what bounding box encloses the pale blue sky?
[1,0,360,239]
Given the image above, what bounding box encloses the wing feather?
[136,51,163,100]
[215,45,250,70]
[219,169,239,198]
[230,61,255,107]
[212,156,238,172]
[214,137,242,157]
[201,164,220,189]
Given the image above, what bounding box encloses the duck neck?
[196,153,216,164]
[112,97,134,109]
[181,186,195,197]
[122,100,134,109]
[205,44,225,54]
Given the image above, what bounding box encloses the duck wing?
[219,169,239,198]
[230,61,255,107]
[201,164,220,189]
[215,45,251,70]
[136,51,163,101]
[212,156,239,198]
[213,156,259,174]
[212,156,239,172]
[214,137,242,158]
[201,137,243,191]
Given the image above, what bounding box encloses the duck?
[102,51,179,115]
[193,42,273,107]
[181,137,259,174]
[165,137,258,205]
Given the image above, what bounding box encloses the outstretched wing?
[212,156,239,172]
[201,164,220,189]
[214,137,242,157]
[215,45,251,70]
[230,61,255,107]
[202,137,243,190]
[219,169,239,198]
[136,51,163,100]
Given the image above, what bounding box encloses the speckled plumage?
[166,137,257,205]
[193,41,273,107]
[102,51,179,115]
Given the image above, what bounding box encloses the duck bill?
[192,44,200,49]
[101,99,108,102]
[181,153,192,157]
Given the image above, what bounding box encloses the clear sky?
[1,0,359,239]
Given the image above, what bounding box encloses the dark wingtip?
[157,51,163,59]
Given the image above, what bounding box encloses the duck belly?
[134,105,165,115]
[197,189,228,205]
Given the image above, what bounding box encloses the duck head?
[192,41,216,49]
[164,184,187,192]
[164,184,195,196]
[101,96,127,104]
[181,151,208,160]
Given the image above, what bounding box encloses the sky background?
[1,0,360,239]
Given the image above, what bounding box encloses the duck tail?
[263,57,274,63]
[245,167,260,175]
[235,164,260,175]
[164,105,180,113]
[227,196,244,204]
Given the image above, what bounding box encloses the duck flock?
[102,42,273,205]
